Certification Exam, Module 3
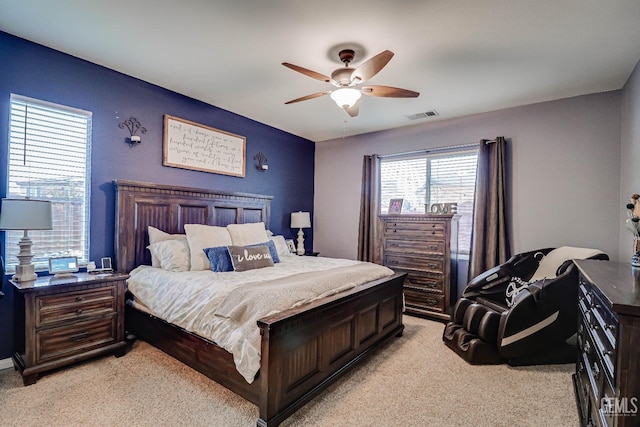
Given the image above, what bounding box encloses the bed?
[114,180,405,426]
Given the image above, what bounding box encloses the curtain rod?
[380,142,479,160]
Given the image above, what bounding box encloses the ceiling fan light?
[330,88,361,108]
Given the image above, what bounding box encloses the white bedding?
[127,256,394,383]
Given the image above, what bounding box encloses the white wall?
[620,59,640,260]
[314,92,622,261]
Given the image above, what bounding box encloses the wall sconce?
[119,116,147,147]
[254,152,268,171]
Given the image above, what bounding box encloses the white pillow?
[147,239,190,272]
[227,222,269,246]
[529,246,603,281]
[148,226,187,267]
[184,224,233,271]
[270,235,294,258]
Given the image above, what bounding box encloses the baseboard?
[0,357,13,370]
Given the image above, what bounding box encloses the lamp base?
[296,228,305,256]
[13,263,37,282]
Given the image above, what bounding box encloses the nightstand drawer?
[36,287,117,327]
[37,317,117,363]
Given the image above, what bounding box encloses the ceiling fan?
[282,49,419,117]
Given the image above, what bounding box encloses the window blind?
[380,149,478,254]
[5,95,92,270]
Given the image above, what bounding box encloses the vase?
[633,239,640,268]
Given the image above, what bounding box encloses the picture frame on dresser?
[388,198,403,214]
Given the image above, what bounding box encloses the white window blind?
[5,95,92,271]
[380,148,478,254]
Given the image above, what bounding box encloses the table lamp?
[0,198,53,281]
[290,211,311,255]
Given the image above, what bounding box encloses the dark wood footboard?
[257,272,405,426]
[125,272,405,426]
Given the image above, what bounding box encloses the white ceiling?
[1,1,640,142]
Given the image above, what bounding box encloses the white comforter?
[127,256,394,383]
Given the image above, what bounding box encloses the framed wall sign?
[163,114,246,177]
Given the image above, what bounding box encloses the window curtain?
[358,154,382,263]
[468,136,511,280]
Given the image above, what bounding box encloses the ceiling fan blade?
[361,85,420,98]
[282,62,333,83]
[284,91,330,104]
[344,100,360,117]
[350,50,394,84]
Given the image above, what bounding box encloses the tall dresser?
[573,260,640,427]
[380,214,458,320]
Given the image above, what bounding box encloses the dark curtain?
[357,154,382,263]
[468,136,511,280]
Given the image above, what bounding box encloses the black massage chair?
[443,247,608,365]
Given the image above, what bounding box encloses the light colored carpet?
[0,316,579,426]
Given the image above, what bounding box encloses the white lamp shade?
[291,211,311,229]
[0,198,53,230]
[330,88,362,108]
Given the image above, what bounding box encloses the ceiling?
[1,1,640,143]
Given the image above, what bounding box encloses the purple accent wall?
[0,31,315,359]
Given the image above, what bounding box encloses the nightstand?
[11,272,128,385]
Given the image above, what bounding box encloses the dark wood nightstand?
[10,272,128,385]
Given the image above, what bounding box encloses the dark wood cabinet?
[381,214,458,320]
[11,272,128,385]
[573,260,640,427]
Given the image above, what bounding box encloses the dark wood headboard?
[113,180,273,272]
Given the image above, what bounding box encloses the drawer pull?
[426,298,438,307]
[390,243,399,247]
[428,263,438,269]
[76,309,83,315]
[70,332,88,342]
[75,296,84,302]
[429,245,438,250]
[431,231,436,235]
[592,363,600,381]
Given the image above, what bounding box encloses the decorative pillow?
[148,226,187,268]
[228,245,274,272]
[203,246,233,272]
[184,224,233,271]
[247,240,280,263]
[270,235,293,258]
[147,239,191,272]
[227,222,269,246]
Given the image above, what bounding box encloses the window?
[5,95,92,271]
[380,148,478,254]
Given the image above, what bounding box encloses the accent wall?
[0,31,315,360]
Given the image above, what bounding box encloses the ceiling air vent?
[408,110,439,120]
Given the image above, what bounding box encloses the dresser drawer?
[402,270,445,294]
[385,254,444,273]
[36,287,117,327]
[36,316,117,363]
[404,289,445,313]
[384,221,445,238]
[385,238,445,255]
